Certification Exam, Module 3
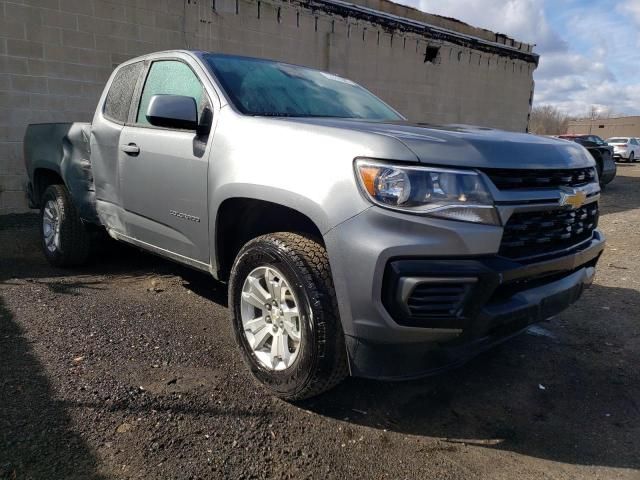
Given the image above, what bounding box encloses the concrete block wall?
[0,0,537,214]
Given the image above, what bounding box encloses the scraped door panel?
[92,61,145,233]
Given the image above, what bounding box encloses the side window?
[103,62,144,124]
[632,138,638,145]
[136,60,205,127]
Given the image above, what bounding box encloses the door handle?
[121,143,140,156]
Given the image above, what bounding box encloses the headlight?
[355,159,499,225]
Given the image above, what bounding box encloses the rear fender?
[25,123,98,223]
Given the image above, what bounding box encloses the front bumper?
[324,207,604,380]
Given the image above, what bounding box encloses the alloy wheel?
[42,200,61,253]
[240,266,303,371]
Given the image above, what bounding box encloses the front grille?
[482,167,597,190]
[499,203,598,259]
[406,282,473,318]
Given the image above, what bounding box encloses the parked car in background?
[557,135,616,185]
[605,137,640,163]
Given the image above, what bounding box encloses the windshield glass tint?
[204,55,402,120]
[607,138,628,143]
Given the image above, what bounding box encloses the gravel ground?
[1,166,639,480]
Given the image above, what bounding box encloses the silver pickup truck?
[24,50,604,400]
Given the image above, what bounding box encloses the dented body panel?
[24,122,97,223]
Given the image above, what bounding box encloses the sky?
[394,0,640,117]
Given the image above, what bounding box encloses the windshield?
[204,54,403,120]
[606,138,628,143]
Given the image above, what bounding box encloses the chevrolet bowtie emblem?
[559,189,587,209]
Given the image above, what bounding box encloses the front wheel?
[229,232,348,401]
[40,184,91,267]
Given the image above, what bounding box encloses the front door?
[119,59,211,264]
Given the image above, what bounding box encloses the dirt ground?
[1,166,639,480]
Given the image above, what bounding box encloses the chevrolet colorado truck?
[24,50,605,400]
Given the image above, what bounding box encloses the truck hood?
[278,118,594,169]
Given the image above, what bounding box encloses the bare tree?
[529,105,570,135]
[587,105,617,119]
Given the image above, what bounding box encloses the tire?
[40,184,91,267]
[229,232,348,401]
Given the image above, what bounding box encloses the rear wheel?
[40,184,90,267]
[229,232,348,401]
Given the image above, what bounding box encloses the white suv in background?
[606,137,640,162]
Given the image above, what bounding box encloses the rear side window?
[136,60,205,126]
[103,62,143,124]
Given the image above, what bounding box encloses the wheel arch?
[32,167,64,208]
[214,196,327,281]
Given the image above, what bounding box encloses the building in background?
[567,116,640,139]
[0,0,538,213]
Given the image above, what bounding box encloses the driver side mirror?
[146,94,197,130]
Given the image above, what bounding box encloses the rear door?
[118,58,213,264]
[91,61,144,220]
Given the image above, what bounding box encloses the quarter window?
[103,62,143,124]
[136,60,205,127]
